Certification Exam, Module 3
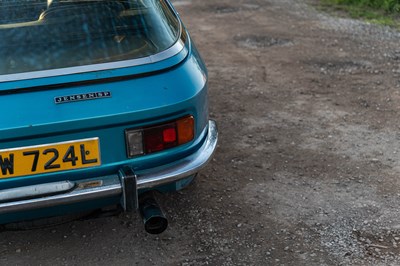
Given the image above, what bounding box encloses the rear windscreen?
[0,0,180,75]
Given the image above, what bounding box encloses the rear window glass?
[0,0,180,75]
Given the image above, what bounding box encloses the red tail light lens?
[144,123,177,154]
[126,116,195,158]
[163,127,177,143]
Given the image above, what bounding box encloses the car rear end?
[0,0,217,233]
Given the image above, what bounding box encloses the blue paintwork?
[0,1,211,224]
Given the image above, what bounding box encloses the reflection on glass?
[0,0,180,75]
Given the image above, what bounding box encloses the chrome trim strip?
[0,121,218,214]
[0,23,185,83]
[0,178,122,214]
[0,181,74,203]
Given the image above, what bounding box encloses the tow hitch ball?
[120,166,168,234]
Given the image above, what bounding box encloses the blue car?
[0,0,218,234]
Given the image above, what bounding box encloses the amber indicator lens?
[177,116,194,145]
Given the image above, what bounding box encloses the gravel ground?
[2,0,400,265]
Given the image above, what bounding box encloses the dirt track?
[3,0,400,265]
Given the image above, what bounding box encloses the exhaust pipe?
[139,191,168,234]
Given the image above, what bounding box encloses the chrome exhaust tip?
[139,191,168,234]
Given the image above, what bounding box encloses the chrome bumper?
[0,120,218,215]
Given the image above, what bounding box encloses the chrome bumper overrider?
[0,120,218,215]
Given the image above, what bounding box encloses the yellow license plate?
[0,138,101,179]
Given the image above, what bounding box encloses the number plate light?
[126,116,195,158]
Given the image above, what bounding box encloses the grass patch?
[319,0,400,28]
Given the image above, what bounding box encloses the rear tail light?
[126,116,195,158]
